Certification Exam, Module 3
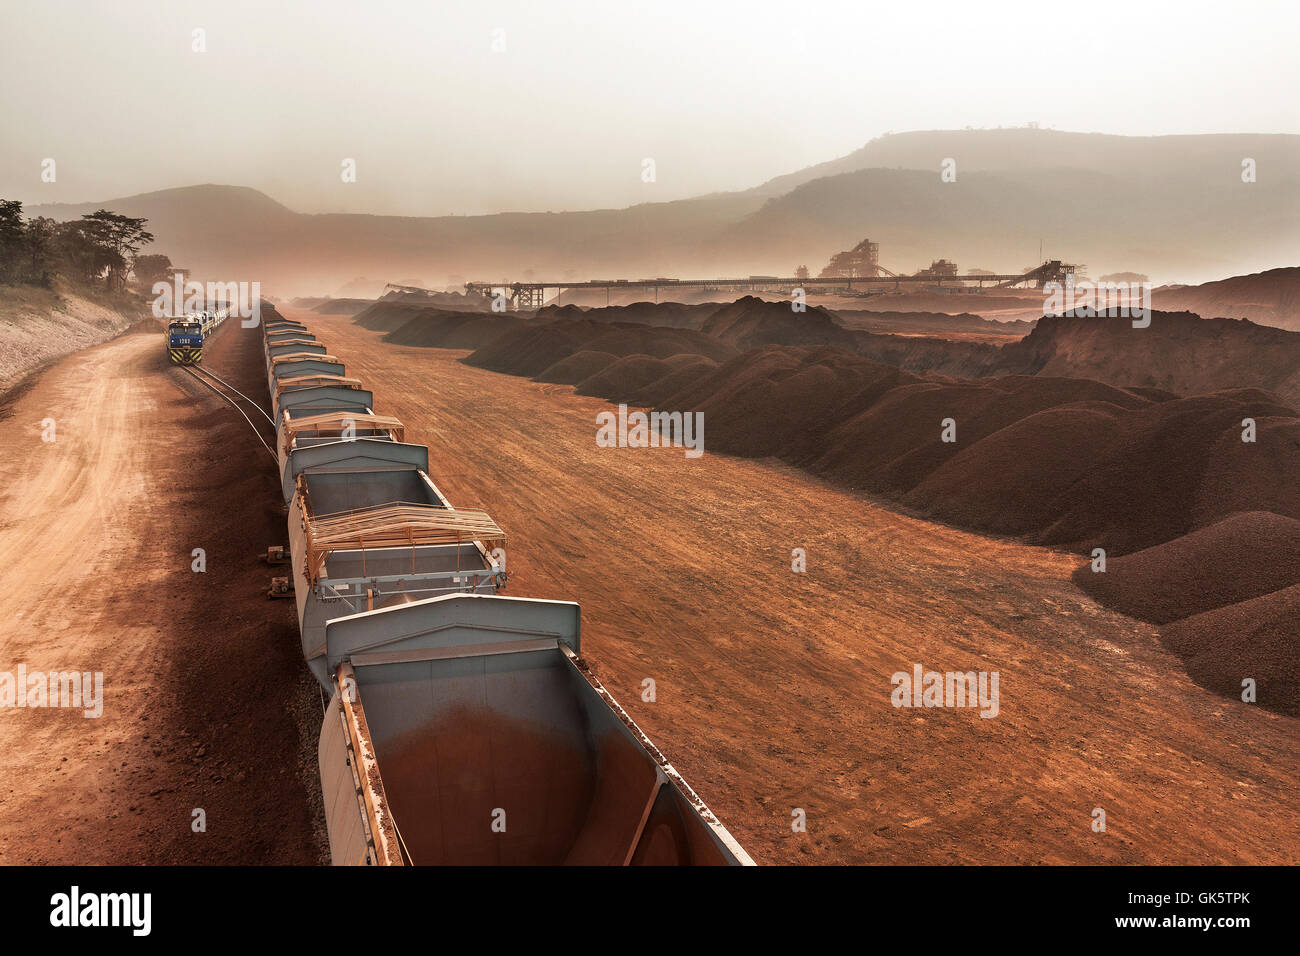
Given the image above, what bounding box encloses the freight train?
[166,308,232,364]
[258,307,753,866]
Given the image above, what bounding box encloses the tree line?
[0,199,172,292]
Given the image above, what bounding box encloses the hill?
[715,164,1299,288]
[701,296,858,350]
[1152,267,1300,331]
[1003,311,1300,406]
[24,130,1300,295]
[1070,512,1300,624]
[0,284,152,395]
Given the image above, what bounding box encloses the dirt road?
[0,321,323,864]
[294,309,1300,865]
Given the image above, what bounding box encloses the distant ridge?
[1153,267,1300,330]
[22,130,1300,296]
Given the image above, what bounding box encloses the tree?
[0,200,24,283]
[0,201,156,291]
[132,253,172,287]
[55,219,116,284]
[76,209,153,290]
[0,202,57,286]
[23,216,57,286]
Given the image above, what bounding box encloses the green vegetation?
[0,199,169,292]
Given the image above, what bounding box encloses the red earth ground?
[283,309,1300,865]
[0,319,325,864]
[1,306,1295,865]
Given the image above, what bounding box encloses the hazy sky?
[3,0,1298,216]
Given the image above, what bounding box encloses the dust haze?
[4,0,1299,216]
[1,0,1299,891]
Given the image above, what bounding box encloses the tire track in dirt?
[0,323,322,864]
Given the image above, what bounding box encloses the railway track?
[177,364,277,463]
[191,364,275,425]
